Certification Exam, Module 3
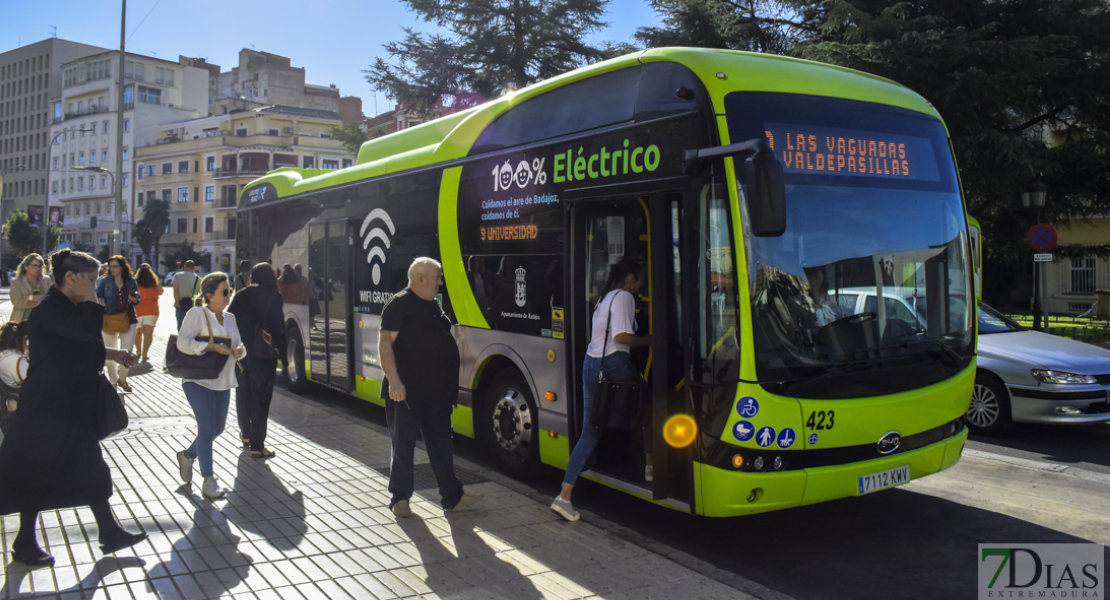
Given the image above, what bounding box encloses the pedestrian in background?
[9,253,53,323]
[174,272,246,499]
[378,257,483,518]
[97,255,140,393]
[0,320,29,388]
[228,262,284,457]
[173,260,202,331]
[0,249,146,567]
[233,260,251,291]
[134,263,163,363]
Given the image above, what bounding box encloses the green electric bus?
[237,47,974,517]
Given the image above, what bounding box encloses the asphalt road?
[285,379,1109,600]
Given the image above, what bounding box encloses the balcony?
[62,105,111,121]
[212,167,269,178]
[214,197,238,210]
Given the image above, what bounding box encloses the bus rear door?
[308,218,354,392]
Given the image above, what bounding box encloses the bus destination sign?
[764,123,940,182]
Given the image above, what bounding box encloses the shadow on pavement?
[3,556,147,598]
[146,502,254,598]
[226,451,307,552]
[396,512,546,599]
[969,422,1110,470]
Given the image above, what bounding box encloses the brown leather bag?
[102,312,130,335]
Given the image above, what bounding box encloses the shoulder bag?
[95,373,128,440]
[252,292,282,360]
[165,309,231,379]
[177,276,200,311]
[102,283,131,334]
[587,291,645,431]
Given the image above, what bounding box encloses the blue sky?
[0,0,662,117]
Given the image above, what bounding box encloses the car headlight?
[1030,369,1098,385]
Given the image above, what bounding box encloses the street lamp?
[1023,180,1049,331]
[45,127,93,258]
[75,166,118,258]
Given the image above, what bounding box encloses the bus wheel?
[284,326,309,393]
[966,372,1011,436]
[482,370,540,478]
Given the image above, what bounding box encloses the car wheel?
[481,370,540,478]
[283,326,309,393]
[966,372,1012,436]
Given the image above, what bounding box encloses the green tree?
[366,0,610,117]
[328,122,372,156]
[641,0,1110,306]
[635,0,823,54]
[134,199,171,270]
[161,242,211,274]
[4,210,60,259]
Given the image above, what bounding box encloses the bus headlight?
[772,456,785,471]
[732,454,745,469]
[753,456,765,471]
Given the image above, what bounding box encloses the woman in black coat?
[0,250,147,567]
[228,262,286,458]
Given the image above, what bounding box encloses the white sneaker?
[202,475,228,499]
[550,497,580,522]
[176,450,195,484]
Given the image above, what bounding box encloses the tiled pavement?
[0,287,783,600]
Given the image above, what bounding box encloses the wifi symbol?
[360,208,395,285]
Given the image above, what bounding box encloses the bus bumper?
[695,428,967,517]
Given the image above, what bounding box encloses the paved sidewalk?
[0,287,778,600]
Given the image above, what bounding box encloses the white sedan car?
[969,303,1110,435]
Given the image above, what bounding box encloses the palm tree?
[135,199,170,268]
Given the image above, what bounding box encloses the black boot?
[98,528,148,555]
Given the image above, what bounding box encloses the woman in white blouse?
[173,272,246,499]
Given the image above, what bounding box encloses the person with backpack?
[173,261,202,331]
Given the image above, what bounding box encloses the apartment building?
[0,38,108,257]
[212,49,363,126]
[48,51,210,258]
[134,105,351,272]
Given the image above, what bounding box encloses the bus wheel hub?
[491,389,532,451]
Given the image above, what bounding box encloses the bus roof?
[244,47,941,200]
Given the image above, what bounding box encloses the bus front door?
[569,194,690,507]
[308,219,354,392]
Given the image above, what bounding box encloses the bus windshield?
[726,93,974,399]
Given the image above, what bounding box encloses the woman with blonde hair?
[9,254,53,322]
[133,263,164,362]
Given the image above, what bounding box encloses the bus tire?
[481,370,540,478]
[284,326,309,394]
[966,371,1012,436]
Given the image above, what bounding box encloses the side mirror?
[744,149,786,237]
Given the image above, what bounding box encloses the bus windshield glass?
[726,92,973,399]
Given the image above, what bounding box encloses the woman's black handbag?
[590,377,644,430]
[165,310,230,379]
[95,374,128,440]
[586,292,645,430]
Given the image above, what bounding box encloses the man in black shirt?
[378,257,483,518]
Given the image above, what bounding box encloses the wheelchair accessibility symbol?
[736,397,759,418]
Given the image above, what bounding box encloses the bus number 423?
[807,410,835,430]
